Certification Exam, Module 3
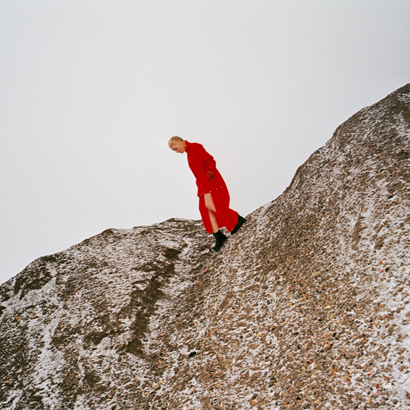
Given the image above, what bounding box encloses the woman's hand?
[207,170,214,181]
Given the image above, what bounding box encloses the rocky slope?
[1,84,410,410]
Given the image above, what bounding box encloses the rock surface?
[1,84,410,409]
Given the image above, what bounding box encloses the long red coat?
[185,140,238,233]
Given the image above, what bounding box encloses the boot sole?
[231,217,246,235]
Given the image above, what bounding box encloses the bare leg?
[207,209,219,233]
[204,193,219,233]
[204,193,216,212]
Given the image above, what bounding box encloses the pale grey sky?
[1,0,409,284]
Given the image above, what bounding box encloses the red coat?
[185,140,238,233]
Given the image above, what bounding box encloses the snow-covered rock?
[1,84,410,409]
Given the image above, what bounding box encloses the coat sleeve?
[194,144,216,171]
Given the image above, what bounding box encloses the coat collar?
[184,140,191,153]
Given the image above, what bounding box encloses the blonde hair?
[168,136,184,148]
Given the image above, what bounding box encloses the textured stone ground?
[1,84,410,409]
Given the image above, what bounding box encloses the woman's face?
[171,141,185,153]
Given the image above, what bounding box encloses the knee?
[204,194,216,212]
[205,202,216,212]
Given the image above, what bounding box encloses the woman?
[168,136,246,251]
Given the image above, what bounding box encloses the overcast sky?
[1,1,409,284]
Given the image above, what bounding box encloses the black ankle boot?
[230,215,246,235]
[212,230,227,251]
